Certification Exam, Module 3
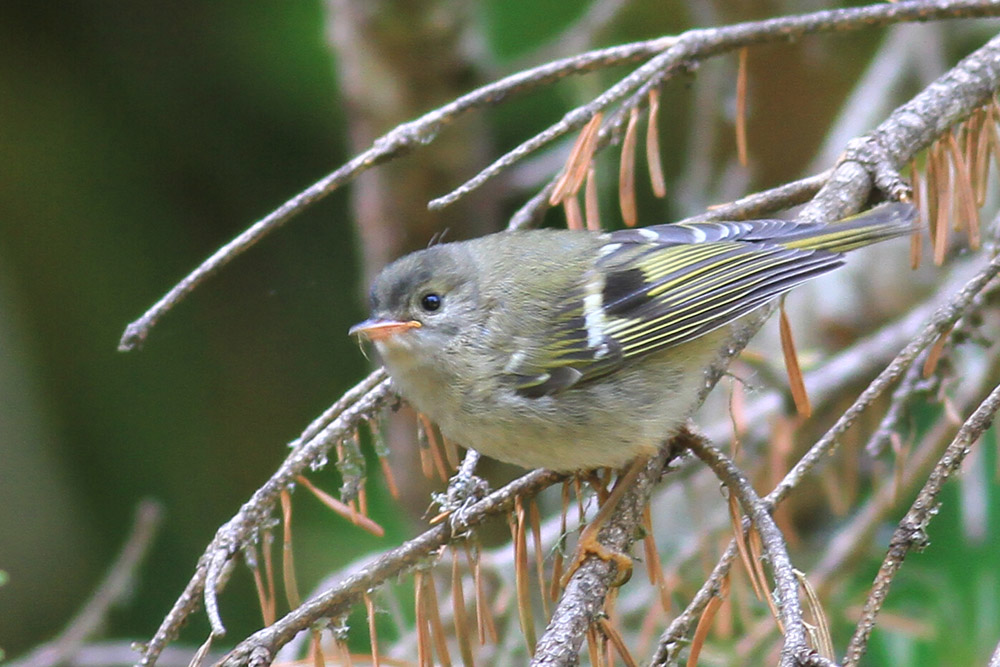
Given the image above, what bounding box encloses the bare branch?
[10,501,163,667]
[118,2,1000,353]
[217,468,566,667]
[843,380,1000,666]
[865,352,938,459]
[803,29,1000,221]
[295,369,387,446]
[529,447,676,667]
[436,1,1000,214]
[116,39,676,352]
[133,374,391,666]
[685,434,810,667]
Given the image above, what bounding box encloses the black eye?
[420,292,442,312]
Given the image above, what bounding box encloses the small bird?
[350,202,917,476]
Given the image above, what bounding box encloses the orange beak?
[349,318,422,342]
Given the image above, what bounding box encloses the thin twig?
[218,469,566,666]
[134,375,392,666]
[652,250,1000,665]
[117,38,678,351]
[10,501,163,667]
[810,384,984,594]
[865,351,937,458]
[685,435,809,667]
[842,381,1000,666]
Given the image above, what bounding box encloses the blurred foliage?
[0,1,998,664]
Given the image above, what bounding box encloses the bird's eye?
[420,292,442,312]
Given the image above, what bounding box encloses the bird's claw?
[561,524,633,588]
[431,467,490,537]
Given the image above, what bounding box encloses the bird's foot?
[561,521,633,588]
[559,457,648,588]
[430,450,489,536]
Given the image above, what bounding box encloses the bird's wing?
[505,240,843,398]
[504,204,916,398]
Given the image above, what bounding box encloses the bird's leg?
[561,456,648,588]
[430,449,489,535]
[583,469,613,504]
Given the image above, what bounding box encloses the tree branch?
[802,28,1000,221]
[133,374,391,666]
[10,501,162,667]
[653,249,1000,665]
[436,0,1000,214]
[684,434,814,667]
[842,380,1000,666]
[528,450,672,666]
[217,468,566,667]
[118,1,1000,351]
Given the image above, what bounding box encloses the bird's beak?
[349,318,422,342]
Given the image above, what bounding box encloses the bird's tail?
[779,202,919,253]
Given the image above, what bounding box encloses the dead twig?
[10,501,163,667]
[843,381,1000,666]
[685,434,810,667]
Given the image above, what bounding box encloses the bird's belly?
[458,421,665,471]
[389,331,726,472]
[438,374,702,472]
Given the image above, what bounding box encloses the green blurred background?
[1,1,998,664]
[0,1,366,652]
